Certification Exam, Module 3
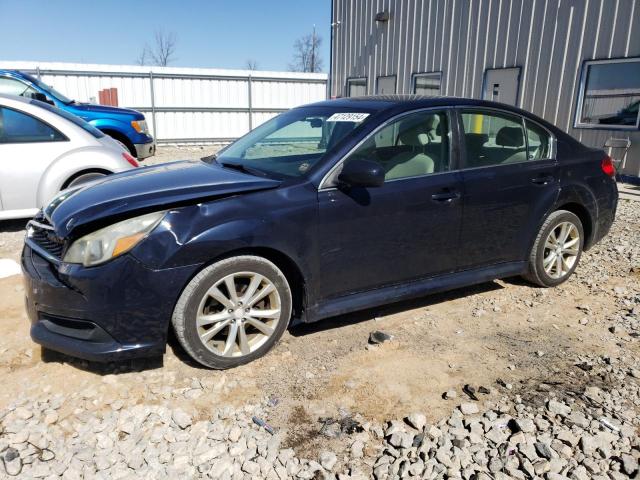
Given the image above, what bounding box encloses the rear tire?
[66,171,107,188]
[172,256,292,369]
[523,210,584,287]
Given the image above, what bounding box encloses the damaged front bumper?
[22,243,197,362]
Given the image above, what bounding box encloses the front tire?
[172,256,292,369]
[523,210,584,287]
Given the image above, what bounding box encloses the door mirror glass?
[337,158,385,188]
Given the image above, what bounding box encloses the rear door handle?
[431,191,461,203]
[530,175,555,186]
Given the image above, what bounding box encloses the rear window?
[29,100,105,139]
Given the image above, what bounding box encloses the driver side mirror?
[28,92,55,106]
[338,158,385,189]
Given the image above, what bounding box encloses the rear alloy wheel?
[524,210,584,287]
[172,256,292,369]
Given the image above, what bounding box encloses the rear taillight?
[122,152,139,167]
[601,155,616,177]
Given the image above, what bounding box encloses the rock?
[171,409,192,429]
[43,412,58,425]
[350,440,364,458]
[406,412,426,430]
[388,432,413,449]
[556,430,579,446]
[319,451,337,471]
[443,390,457,400]
[460,403,479,415]
[547,400,571,417]
[242,461,261,475]
[620,454,639,476]
[14,407,33,420]
[514,418,535,433]
[534,442,554,460]
[368,331,393,344]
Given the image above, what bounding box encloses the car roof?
[0,69,30,79]
[308,95,520,113]
[305,95,561,132]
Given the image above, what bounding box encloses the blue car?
[22,96,618,369]
[0,69,155,159]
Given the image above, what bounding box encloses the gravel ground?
[142,144,222,166]
[0,148,638,479]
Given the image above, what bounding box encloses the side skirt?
[304,261,527,323]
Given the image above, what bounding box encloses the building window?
[346,78,367,97]
[412,73,442,96]
[376,75,396,95]
[575,58,640,130]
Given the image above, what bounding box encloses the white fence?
[0,62,328,144]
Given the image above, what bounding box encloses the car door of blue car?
[316,109,464,300]
[456,108,560,269]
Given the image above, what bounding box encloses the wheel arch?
[178,246,308,325]
[61,168,112,190]
[552,183,598,250]
[553,202,594,250]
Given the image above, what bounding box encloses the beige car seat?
[384,117,438,179]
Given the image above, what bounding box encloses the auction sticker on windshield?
[326,112,370,122]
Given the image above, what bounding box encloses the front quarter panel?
[131,181,319,290]
[88,118,151,145]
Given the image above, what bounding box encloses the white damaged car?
[0,94,139,220]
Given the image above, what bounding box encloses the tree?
[289,26,323,73]
[245,59,259,70]
[135,47,150,66]
[136,29,177,66]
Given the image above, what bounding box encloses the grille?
[27,215,65,260]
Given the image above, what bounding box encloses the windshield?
[31,100,105,138]
[217,106,374,178]
[21,72,73,104]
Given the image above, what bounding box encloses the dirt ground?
[0,146,638,460]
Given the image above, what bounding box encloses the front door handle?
[531,175,555,186]
[431,190,461,203]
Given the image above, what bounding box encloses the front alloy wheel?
[196,272,282,357]
[172,256,292,369]
[524,210,584,287]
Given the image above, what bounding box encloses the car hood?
[45,161,281,238]
[66,103,144,119]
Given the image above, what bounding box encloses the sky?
[0,0,331,72]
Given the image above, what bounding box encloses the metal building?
[329,0,640,179]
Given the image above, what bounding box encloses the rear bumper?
[134,139,156,159]
[22,244,197,362]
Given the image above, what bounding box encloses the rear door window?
[525,120,552,160]
[0,107,66,144]
[460,110,528,168]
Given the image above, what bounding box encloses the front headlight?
[131,120,149,134]
[63,211,165,266]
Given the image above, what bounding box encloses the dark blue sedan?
[22,96,618,369]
